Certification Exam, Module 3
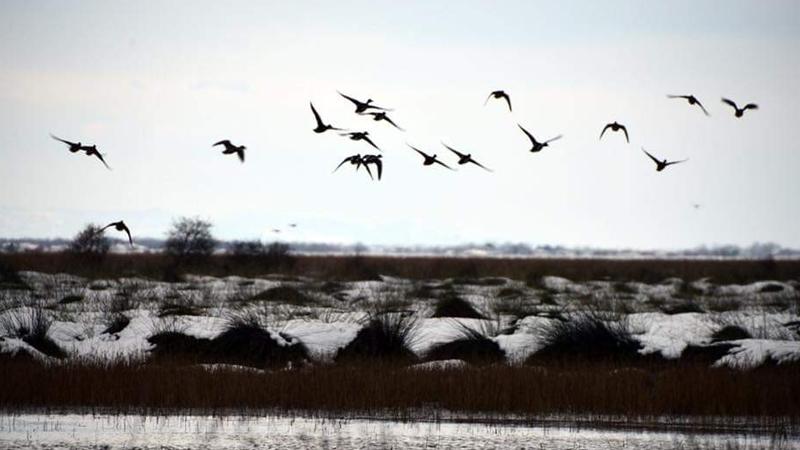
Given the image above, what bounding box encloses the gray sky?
[1,1,799,249]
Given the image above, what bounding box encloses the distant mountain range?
[1,238,798,260]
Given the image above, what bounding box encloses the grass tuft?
[0,308,66,358]
[336,312,419,364]
[431,295,485,319]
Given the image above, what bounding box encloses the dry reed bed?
[1,359,798,422]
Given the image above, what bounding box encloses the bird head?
[366,99,373,104]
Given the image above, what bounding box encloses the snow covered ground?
[0,271,798,368]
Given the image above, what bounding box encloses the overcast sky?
[1,1,799,249]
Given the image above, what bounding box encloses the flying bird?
[641,147,688,172]
[338,91,392,114]
[667,95,710,116]
[81,145,111,170]
[599,122,629,143]
[367,111,404,131]
[721,98,758,118]
[408,144,454,170]
[341,131,381,152]
[289,223,297,228]
[442,143,492,172]
[362,154,383,180]
[310,102,345,133]
[333,154,373,179]
[100,221,133,247]
[50,134,83,153]
[213,140,246,162]
[485,90,512,112]
[518,124,562,153]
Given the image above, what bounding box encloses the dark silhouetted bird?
[81,145,111,170]
[599,122,629,143]
[667,95,710,116]
[408,144,454,170]
[213,140,246,162]
[50,134,83,153]
[442,143,492,172]
[362,154,383,180]
[341,131,381,152]
[367,111,404,131]
[641,147,688,172]
[338,91,391,114]
[311,102,345,133]
[485,90,512,112]
[518,124,562,153]
[100,221,133,247]
[721,98,758,118]
[289,223,297,228]
[333,154,373,179]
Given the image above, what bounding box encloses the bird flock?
[49,91,758,246]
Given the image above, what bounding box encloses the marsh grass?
[0,308,66,358]
[1,358,799,422]
[335,312,419,364]
[425,319,506,365]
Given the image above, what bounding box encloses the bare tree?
[164,217,216,265]
[69,224,110,260]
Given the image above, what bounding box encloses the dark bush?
[0,309,66,359]
[681,343,736,364]
[760,283,785,293]
[229,240,296,270]
[526,312,643,363]
[0,258,28,290]
[58,295,83,305]
[102,315,130,335]
[69,224,110,262]
[712,325,752,342]
[661,301,705,315]
[251,285,311,305]
[431,295,485,319]
[426,323,505,365]
[336,313,419,364]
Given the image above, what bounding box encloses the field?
[1,253,799,434]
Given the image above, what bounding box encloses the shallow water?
[0,414,796,449]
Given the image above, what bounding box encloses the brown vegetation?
[5,252,800,283]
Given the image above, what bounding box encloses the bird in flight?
[213,140,246,163]
[310,102,345,133]
[51,134,111,169]
[334,154,371,179]
[721,98,758,118]
[99,221,133,247]
[338,91,392,114]
[362,154,383,180]
[367,111,404,131]
[341,131,381,152]
[667,95,710,116]
[442,143,492,172]
[641,147,688,172]
[50,134,83,153]
[599,122,629,143]
[289,223,298,228]
[485,90,512,112]
[408,144,454,170]
[518,124,562,153]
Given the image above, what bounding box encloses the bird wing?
[93,151,112,170]
[310,102,324,127]
[620,125,630,143]
[362,136,381,151]
[502,93,512,112]
[50,134,77,147]
[338,91,362,107]
[641,147,660,165]
[744,103,758,111]
[484,93,493,106]
[383,116,404,131]
[442,143,466,158]
[545,135,563,144]
[433,158,455,171]
[599,124,611,140]
[721,98,738,110]
[696,100,710,116]
[100,222,117,232]
[665,158,688,167]
[517,124,537,145]
[362,162,374,180]
[237,149,245,163]
[374,158,383,180]
[407,144,428,159]
[667,95,689,100]
[213,140,231,147]
[120,223,133,246]
[469,159,493,172]
[333,156,354,172]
